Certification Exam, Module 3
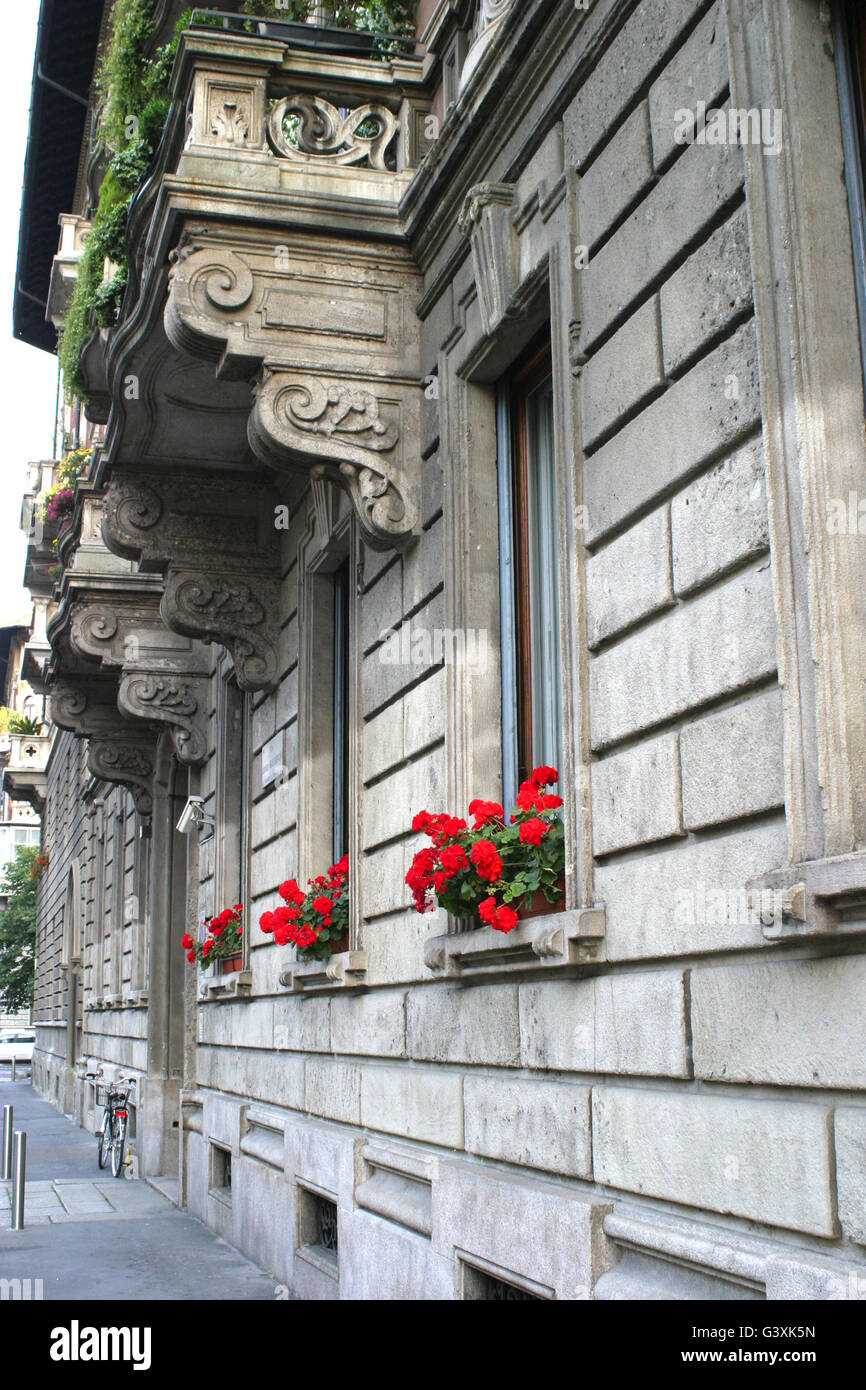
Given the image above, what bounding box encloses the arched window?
[61,861,82,968]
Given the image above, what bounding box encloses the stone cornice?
[400,0,624,277]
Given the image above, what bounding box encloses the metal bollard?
[11,1131,26,1230]
[1,1105,11,1180]
[10,1058,15,1083]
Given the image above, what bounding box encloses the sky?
[0,0,61,628]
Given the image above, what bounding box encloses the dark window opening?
[332,561,351,862]
[315,1194,339,1254]
[498,339,562,806]
[478,1271,543,1300]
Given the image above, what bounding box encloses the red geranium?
[518,817,547,846]
[406,766,564,931]
[468,799,504,829]
[181,904,244,968]
[260,856,349,961]
[531,765,558,786]
[469,839,502,883]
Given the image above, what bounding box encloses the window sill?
[121,990,149,1010]
[279,950,367,994]
[423,908,606,979]
[199,969,252,1002]
[748,852,866,940]
[295,1243,338,1280]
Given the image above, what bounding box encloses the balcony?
[46,214,91,331]
[1,732,53,810]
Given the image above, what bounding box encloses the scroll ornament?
[267,94,399,172]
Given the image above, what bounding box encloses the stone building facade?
[12,0,866,1298]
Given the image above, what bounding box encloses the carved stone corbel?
[457,182,519,337]
[86,735,157,818]
[249,371,419,552]
[163,233,423,553]
[101,471,284,693]
[50,680,157,817]
[70,600,211,764]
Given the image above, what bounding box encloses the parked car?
[0,1031,35,1063]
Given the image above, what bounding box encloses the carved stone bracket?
[70,599,211,764]
[163,234,423,554]
[249,372,419,551]
[51,679,157,817]
[457,182,519,338]
[279,950,368,994]
[101,471,284,692]
[87,734,157,818]
[424,908,606,980]
[118,672,209,765]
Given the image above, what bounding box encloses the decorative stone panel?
[457,182,518,338]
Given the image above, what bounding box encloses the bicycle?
[86,1072,136,1178]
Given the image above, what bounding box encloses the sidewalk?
[0,1075,282,1300]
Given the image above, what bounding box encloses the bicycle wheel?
[97,1111,112,1169]
[111,1113,127,1178]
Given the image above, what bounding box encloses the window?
[216,674,249,971]
[834,0,866,400]
[296,1184,339,1277]
[218,675,248,904]
[332,560,350,862]
[498,340,563,807]
[210,1144,232,1201]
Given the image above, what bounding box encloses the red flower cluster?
[468,799,504,829]
[208,903,243,937]
[406,765,564,932]
[411,811,467,845]
[513,766,563,817]
[259,855,349,954]
[518,817,548,846]
[479,897,518,933]
[181,904,244,967]
[469,839,502,882]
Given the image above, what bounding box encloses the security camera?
[176,796,212,835]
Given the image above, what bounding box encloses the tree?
[0,846,39,1014]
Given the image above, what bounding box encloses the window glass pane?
[332,561,350,862]
[497,385,519,811]
[834,0,866,400]
[525,378,562,778]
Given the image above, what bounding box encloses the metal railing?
[187,7,421,56]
